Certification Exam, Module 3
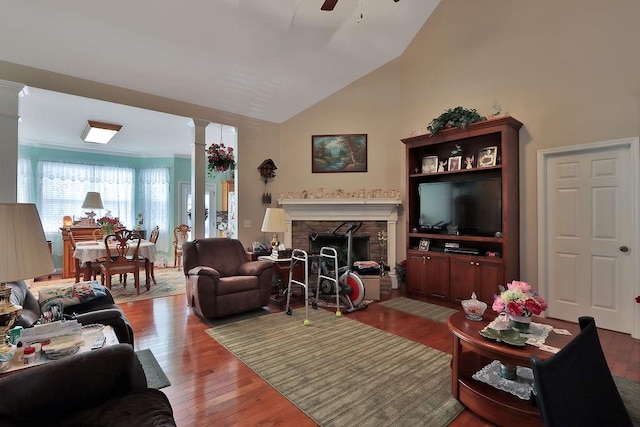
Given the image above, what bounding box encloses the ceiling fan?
[321,0,398,11]
[321,0,338,11]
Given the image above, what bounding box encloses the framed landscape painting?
[312,134,368,173]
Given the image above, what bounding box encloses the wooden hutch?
[60,226,100,279]
[401,116,522,307]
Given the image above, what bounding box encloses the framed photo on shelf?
[448,156,462,171]
[418,238,430,251]
[312,134,367,173]
[478,146,498,167]
[421,156,438,174]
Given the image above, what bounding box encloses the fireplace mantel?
[279,198,401,288]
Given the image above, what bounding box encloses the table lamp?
[81,191,104,224]
[0,203,55,360]
[261,208,286,249]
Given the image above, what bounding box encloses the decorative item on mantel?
[279,187,400,200]
[492,281,547,333]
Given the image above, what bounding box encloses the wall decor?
[312,134,367,173]
[478,146,498,167]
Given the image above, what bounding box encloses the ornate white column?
[190,118,209,239]
[0,80,25,203]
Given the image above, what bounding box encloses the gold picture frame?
[478,146,498,167]
[422,156,438,174]
[448,156,462,171]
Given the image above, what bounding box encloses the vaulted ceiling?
[1,0,439,156]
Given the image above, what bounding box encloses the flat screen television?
[418,178,502,237]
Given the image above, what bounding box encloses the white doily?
[472,360,534,400]
[485,314,553,347]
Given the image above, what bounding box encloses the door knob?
[619,246,629,252]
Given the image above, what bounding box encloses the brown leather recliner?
[183,238,274,319]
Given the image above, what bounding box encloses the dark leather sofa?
[183,238,274,318]
[8,280,134,345]
[0,343,176,427]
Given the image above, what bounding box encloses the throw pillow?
[38,281,107,314]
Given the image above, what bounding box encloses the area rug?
[379,297,459,323]
[206,307,272,327]
[206,308,463,426]
[613,376,640,425]
[136,349,171,389]
[29,268,186,303]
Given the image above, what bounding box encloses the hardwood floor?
[117,288,640,427]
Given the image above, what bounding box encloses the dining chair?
[173,224,190,270]
[69,231,104,284]
[100,229,142,294]
[92,228,105,241]
[138,225,160,285]
[531,316,632,427]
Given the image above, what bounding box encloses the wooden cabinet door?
[423,252,449,301]
[450,255,504,306]
[406,252,427,295]
[449,256,478,304]
[477,258,504,306]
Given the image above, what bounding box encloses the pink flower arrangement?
[492,280,547,317]
[97,215,121,234]
[206,142,236,176]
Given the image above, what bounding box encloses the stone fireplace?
[279,198,401,288]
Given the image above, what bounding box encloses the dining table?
[73,239,157,289]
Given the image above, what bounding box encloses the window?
[37,161,135,234]
[139,167,170,252]
[17,157,33,203]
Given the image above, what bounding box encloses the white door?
[540,139,637,333]
[179,182,217,238]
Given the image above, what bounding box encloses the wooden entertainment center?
[401,116,522,307]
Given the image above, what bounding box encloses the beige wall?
[1,0,639,283]
[279,0,640,284]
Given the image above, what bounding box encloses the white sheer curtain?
[139,167,170,252]
[17,157,33,203]
[37,161,135,258]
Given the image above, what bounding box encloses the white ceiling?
[1,0,439,157]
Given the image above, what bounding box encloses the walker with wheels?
[284,249,313,325]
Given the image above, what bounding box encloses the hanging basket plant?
[206,142,236,177]
[427,107,487,134]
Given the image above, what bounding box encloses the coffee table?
[447,311,577,427]
[0,325,118,376]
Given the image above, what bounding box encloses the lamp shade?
[0,203,55,283]
[81,192,104,210]
[261,208,286,233]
